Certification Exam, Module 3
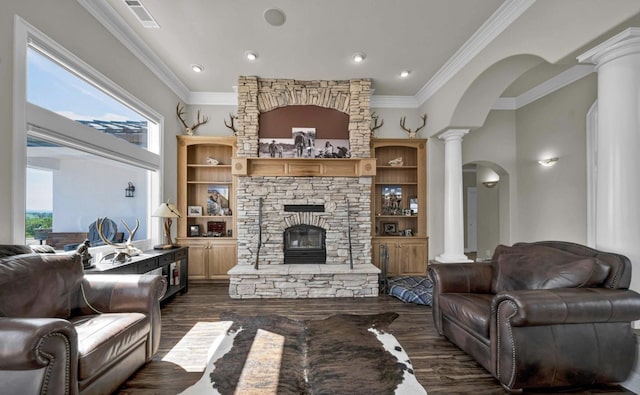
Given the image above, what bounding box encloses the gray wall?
[514,74,596,243]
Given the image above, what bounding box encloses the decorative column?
[578,28,640,292]
[436,129,472,263]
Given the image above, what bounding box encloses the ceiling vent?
[124,0,159,28]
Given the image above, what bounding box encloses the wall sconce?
[537,157,559,167]
[482,181,498,188]
[125,182,135,197]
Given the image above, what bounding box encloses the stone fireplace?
[228,77,380,298]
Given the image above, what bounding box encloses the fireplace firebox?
[283,224,326,264]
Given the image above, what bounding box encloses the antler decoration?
[224,113,238,136]
[176,102,208,135]
[97,217,142,258]
[400,114,427,139]
[370,112,384,136]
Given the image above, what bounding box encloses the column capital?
[578,27,640,68]
[439,128,470,142]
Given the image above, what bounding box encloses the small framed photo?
[382,222,397,235]
[188,206,202,216]
[207,221,226,236]
[189,225,201,237]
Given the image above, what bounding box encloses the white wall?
[514,74,596,243]
[0,0,181,243]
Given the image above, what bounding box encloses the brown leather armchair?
[429,241,640,393]
[0,251,166,395]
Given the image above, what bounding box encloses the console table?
[86,247,188,303]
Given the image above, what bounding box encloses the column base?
[435,253,473,263]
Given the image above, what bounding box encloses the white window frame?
[12,15,165,246]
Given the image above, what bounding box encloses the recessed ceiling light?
[400,70,410,78]
[245,51,258,61]
[264,8,286,26]
[191,64,204,73]
[353,52,366,63]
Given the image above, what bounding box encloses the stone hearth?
[229,77,379,299]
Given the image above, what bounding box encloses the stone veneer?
[229,76,379,299]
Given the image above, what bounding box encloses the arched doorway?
[463,161,510,261]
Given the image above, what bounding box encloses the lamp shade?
[152,201,181,218]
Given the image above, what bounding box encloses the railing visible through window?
[27,47,153,151]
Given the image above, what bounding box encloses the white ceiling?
[94,0,504,97]
[81,1,640,107]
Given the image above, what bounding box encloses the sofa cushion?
[439,293,493,339]
[0,253,83,318]
[70,313,149,380]
[0,245,34,258]
[491,244,610,293]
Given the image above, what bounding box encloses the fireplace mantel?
[232,158,376,177]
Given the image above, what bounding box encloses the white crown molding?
[414,0,536,106]
[577,27,640,64]
[514,64,594,108]
[492,97,517,110]
[76,0,190,102]
[491,64,594,110]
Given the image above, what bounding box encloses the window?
[27,47,152,151]
[14,17,164,248]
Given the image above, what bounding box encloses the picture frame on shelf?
[382,222,397,236]
[188,206,202,216]
[206,185,229,215]
[207,221,226,237]
[382,185,403,215]
[410,197,418,214]
[189,224,201,237]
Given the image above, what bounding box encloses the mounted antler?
[370,112,384,136]
[400,114,427,139]
[97,217,142,257]
[177,102,208,135]
[224,113,238,136]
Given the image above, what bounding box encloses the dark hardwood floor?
[117,283,634,395]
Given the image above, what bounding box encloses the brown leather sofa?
[0,249,166,395]
[429,241,640,393]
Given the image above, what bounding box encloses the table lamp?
[152,201,181,249]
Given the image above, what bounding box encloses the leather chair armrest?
[80,274,167,359]
[492,288,640,326]
[429,263,493,335]
[0,318,77,370]
[429,263,493,294]
[80,274,167,314]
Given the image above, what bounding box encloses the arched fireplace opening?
[283,224,326,264]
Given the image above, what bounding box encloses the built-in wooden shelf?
[231,158,377,177]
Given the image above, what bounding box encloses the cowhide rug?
[180,311,427,395]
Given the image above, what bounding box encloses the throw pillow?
[491,244,610,293]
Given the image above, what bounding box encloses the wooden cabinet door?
[185,242,207,280]
[396,238,428,276]
[207,241,237,280]
[372,239,399,277]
